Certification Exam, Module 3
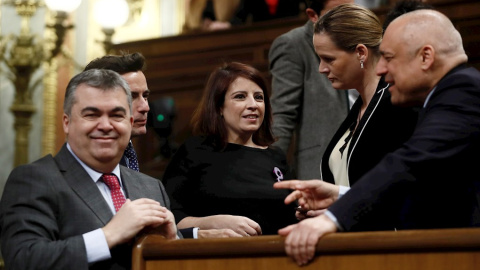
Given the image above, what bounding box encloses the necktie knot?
[102,174,120,190]
[101,174,126,212]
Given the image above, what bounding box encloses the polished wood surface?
[132,228,480,270]
[112,0,480,179]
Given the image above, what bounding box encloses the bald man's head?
[376,10,468,106]
[393,10,466,61]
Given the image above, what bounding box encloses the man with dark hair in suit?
[84,52,150,172]
[268,0,353,180]
[275,9,480,266]
[0,69,179,269]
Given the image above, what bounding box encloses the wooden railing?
[132,228,480,270]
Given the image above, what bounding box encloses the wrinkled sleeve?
[0,160,88,270]
[162,142,193,224]
[269,33,305,154]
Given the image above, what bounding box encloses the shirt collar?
[66,143,121,184]
[423,86,437,108]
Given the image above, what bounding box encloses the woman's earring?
[360,60,364,69]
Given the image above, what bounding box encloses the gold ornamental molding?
[0,0,78,166]
[41,58,57,156]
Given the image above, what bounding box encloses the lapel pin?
[273,167,283,182]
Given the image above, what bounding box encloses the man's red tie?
[102,174,126,212]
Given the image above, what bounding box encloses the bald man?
[274,9,480,266]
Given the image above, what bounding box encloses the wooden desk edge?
[133,227,480,264]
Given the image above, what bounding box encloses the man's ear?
[62,113,69,135]
[306,8,319,23]
[419,45,435,70]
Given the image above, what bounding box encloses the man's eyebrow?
[80,107,127,114]
[131,89,150,96]
[380,50,394,57]
[81,107,100,113]
[111,107,127,113]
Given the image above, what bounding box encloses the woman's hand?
[178,215,262,237]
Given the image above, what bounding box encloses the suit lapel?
[121,167,142,200]
[121,167,166,206]
[55,145,113,225]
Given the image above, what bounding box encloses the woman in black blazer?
[314,4,418,192]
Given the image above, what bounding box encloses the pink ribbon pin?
[273,167,283,182]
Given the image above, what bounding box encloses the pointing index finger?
[274,180,303,190]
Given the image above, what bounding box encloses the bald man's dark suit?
[329,64,480,231]
[0,144,179,270]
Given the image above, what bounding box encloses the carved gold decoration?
[1,0,43,166]
[41,58,57,156]
[0,0,74,166]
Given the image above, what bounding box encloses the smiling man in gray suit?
[269,0,353,179]
[0,69,179,270]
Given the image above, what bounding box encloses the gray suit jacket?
[269,21,349,179]
[0,144,178,270]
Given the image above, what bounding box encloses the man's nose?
[137,97,150,113]
[376,57,388,76]
[97,115,114,130]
